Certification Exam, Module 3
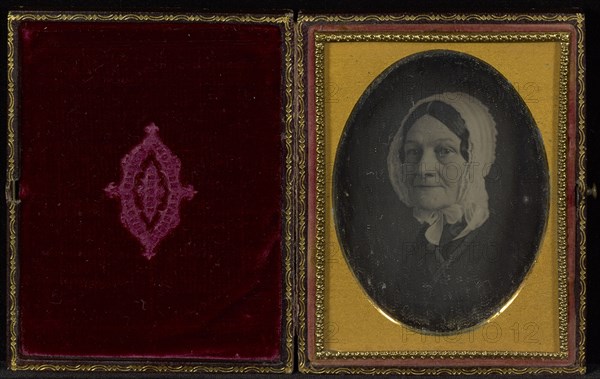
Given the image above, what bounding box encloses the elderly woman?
[334,51,547,335]
[385,92,514,333]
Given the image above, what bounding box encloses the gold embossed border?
[575,12,587,373]
[6,11,294,373]
[296,13,586,375]
[314,30,570,361]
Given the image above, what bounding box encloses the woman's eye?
[436,146,455,158]
[404,148,421,161]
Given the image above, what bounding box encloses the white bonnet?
[387,92,498,240]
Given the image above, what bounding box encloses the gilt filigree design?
[105,123,196,259]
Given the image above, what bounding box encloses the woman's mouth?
[414,184,443,188]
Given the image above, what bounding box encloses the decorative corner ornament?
[105,123,196,259]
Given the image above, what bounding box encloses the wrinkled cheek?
[400,163,418,184]
[440,163,463,185]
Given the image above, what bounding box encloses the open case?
[3,10,590,376]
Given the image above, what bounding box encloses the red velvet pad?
[17,20,285,361]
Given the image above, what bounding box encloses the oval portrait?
[333,50,549,334]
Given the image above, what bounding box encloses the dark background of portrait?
[0,0,599,379]
[333,50,548,332]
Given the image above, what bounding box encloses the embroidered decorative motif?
[105,123,196,259]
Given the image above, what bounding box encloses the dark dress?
[370,217,527,334]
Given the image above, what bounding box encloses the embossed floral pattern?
[105,123,196,259]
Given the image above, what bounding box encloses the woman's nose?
[416,149,438,178]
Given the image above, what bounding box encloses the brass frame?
[6,11,295,373]
[296,13,586,375]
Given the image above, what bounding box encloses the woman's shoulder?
[469,212,511,244]
[461,212,526,272]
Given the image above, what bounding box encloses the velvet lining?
[17,21,284,360]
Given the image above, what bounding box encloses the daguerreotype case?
[4,10,589,377]
[6,12,294,372]
[297,14,587,374]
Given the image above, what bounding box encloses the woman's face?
[402,114,467,211]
